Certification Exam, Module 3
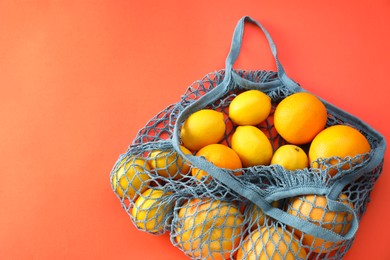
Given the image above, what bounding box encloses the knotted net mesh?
[110,69,384,259]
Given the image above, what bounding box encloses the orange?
[180,109,226,151]
[231,125,273,167]
[271,144,309,171]
[236,226,307,260]
[229,89,272,126]
[111,157,151,201]
[192,143,242,181]
[175,198,244,260]
[247,201,279,230]
[148,145,192,179]
[309,124,371,177]
[274,92,327,145]
[287,194,354,253]
[131,188,173,233]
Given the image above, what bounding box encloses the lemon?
[181,109,226,151]
[111,157,151,201]
[175,198,245,259]
[131,188,173,233]
[236,226,307,260]
[148,145,192,179]
[271,144,309,170]
[231,125,273,167]
[229,90,272,126]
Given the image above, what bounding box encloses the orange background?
[1,1,389,259]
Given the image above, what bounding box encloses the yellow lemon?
[229,90,272,126]
[131,188,173,233]
[175,198,244,260]
[271,144,309,170]
[231,125,273,167]
[236,226,307,260]
[148,145,192,179]
[111,157,150,201]
[181,109,226,151]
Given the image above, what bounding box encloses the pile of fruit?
[111,87,372,259]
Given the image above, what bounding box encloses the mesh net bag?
[110,16,386,259]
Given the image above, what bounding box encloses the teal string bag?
[110,16,386,259]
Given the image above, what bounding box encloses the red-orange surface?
[1,1,389,259]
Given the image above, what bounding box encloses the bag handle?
[173,16,301,148]
[225,16,300,92]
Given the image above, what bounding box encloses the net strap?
[225,16,301,92]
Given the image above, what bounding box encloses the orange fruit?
[181,109,226,151]
[111,157,150,201]
[271,144,309,171]
[229,90,272,126]
[287,194,354,253]
[274,92,327,145]
[131,188,173,233]
[247,201,279,230]
[236,226,307,260]
[309,124,371,176]
[148,145,192,179]
[231,125,273,167]
[192,143,242,181]
[175,198,244,260]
